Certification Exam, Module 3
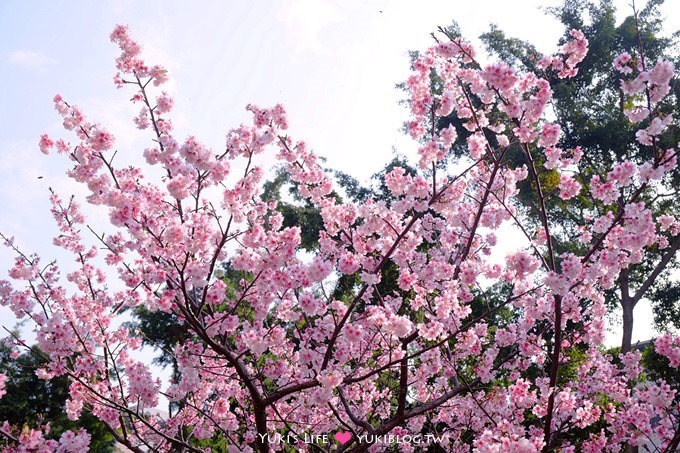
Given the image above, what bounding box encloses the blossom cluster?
[0,422,91,452]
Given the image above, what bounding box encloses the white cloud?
[7,49,54,71]
[277,0,349,54]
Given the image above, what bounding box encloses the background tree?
[0,344,115,452]
[434,0,680,352]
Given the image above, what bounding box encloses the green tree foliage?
[642,342,680,400]
[0,345,115,452]
[261,168,328,252]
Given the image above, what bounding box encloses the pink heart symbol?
[334,431,352,444]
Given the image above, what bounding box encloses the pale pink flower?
[558,174,581,200]
[613,52,633,74]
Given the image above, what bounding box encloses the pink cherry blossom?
[558,173,581,200]
[0,374,6,399]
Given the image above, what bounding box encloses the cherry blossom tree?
[1,21,679,452]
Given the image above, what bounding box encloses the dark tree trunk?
[619,236,680,353]
[621,297,634,354]
[620,268,634,354]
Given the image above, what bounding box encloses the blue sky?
[1,0,678,344]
